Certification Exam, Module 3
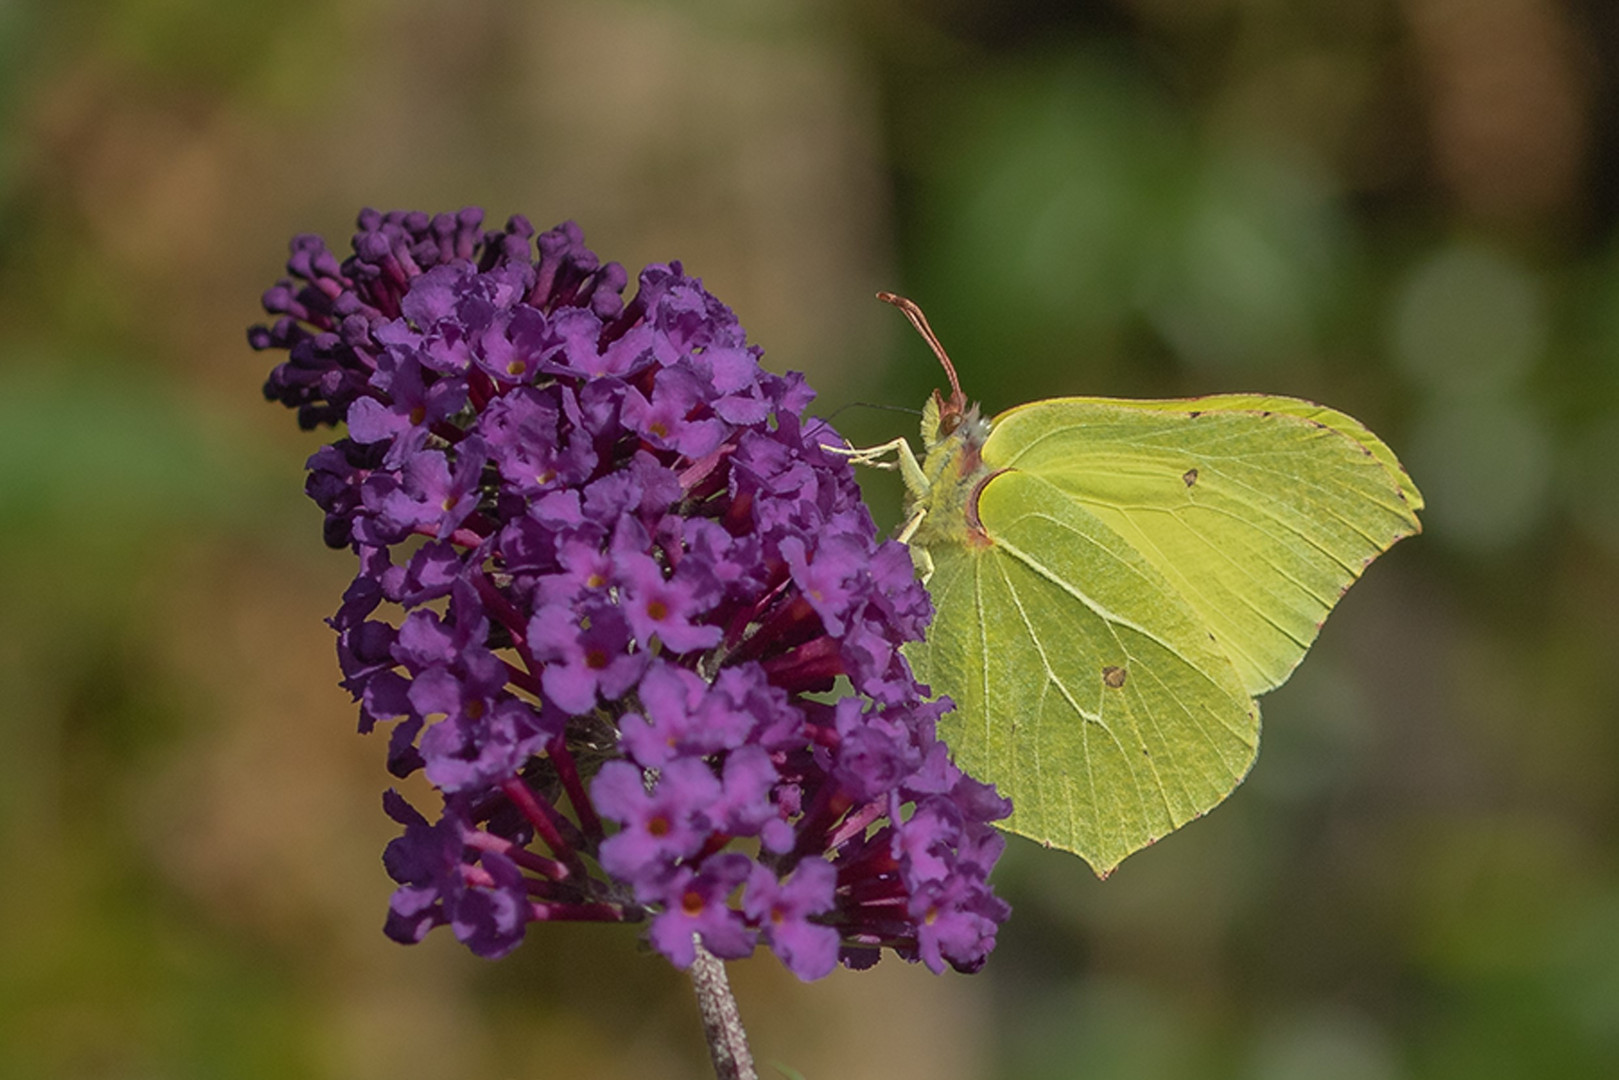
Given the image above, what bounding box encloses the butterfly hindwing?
[910,468,1260,875]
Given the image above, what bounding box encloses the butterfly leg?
[824,437,935,580]
[910,542,936,583]
[822,436,911,470]
[825,437,931,498]
[890,440,929,503]
[895,506,924,544]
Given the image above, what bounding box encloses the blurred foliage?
[2,0,1617,1077]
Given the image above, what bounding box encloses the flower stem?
[689,940,757,1080]
[498,777,582,874]
[547,735,604,839]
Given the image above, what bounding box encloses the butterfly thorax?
[904,393,998,551]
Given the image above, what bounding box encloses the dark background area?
[3,1,1617,1076]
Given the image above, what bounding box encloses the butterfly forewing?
[981,396,1424,697]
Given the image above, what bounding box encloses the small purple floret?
[249,209,1010,977]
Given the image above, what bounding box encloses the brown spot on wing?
[1182,467,1198,487]
[1102,665,1127,688]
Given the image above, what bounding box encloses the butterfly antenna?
[821,401,925,423]
[877,292,968,421]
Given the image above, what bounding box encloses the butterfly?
[839,294,1423,875]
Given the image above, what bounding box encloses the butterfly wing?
[981,395,1423,696]
[905,393,1421,874]
[910,469,1260,875]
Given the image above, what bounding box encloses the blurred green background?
[3,1,1617,1077]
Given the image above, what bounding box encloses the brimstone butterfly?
[843,294,1424,876]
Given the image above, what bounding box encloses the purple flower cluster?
[249,208,1010,978]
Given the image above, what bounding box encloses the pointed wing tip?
[1089,841,1153,880]
[1016,827,1137,880]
